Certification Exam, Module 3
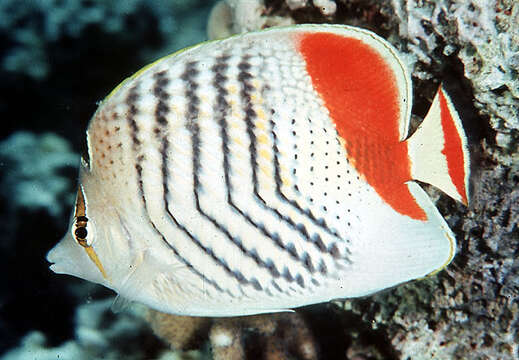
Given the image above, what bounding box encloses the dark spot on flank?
[286,242,298,258]
[129,105,138,116]
[238,72,253,81]
[313,235,326,252]
[296,274,305,288]
[329,243,341,259]
[265,259,280,277]
[238,61,251,71]
[233,270,247,284]
[303,252,315,273]
[247,248,261,265]
[283,267,294,282]
[250,278,262,291]
[318,260,327,275]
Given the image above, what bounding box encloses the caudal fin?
[407,86,470,205]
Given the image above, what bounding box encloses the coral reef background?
[0,0,517,359]
[0,1,217,358]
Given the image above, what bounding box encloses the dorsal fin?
[297,28,427,220]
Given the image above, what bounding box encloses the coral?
[0,131,78,218]
[0,0,216,79]
[221,1,519,359]
[2,1,516,359]
[148,310,319,360]
[222,0,295,35]
[1,299,187,360]
[388,0,519,151]
[225,0,519,151]
[147,311,211,351]
[207,1,234,40]
[1,331,85,360]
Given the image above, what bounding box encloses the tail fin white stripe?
[407,87,470,204]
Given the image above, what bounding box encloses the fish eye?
[75,227,88,240]
[73,221,90,247]
[73,185,92,247]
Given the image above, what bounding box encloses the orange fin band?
[439,89,468,205]
[298,32,426,220]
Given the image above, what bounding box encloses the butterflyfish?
[47,24,470,317]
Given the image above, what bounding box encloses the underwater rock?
[2,1,516,359]
[223,0,518,151]
[221,1,519,358]
[1,299,186,360]
[0,0,216,80]
[388,0,519,152]
[148,309,318,360]
[0,131,78,219]
[1,331,85,360]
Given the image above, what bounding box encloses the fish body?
[47,24,470,316]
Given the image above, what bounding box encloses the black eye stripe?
[76,216,88,223]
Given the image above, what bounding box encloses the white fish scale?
[257,47,350,242]
[264,59,371,248]
[87,32,363,301]
[237,50,351,279]
[256,59,356,257]
[87,91,162,242]
[283,100,364,243]
[108,66,238,299]
[213,53,328,293]
[144,55,304,297]
[241,90,348,275]
[47,25,469,317]
[135,83,245,298]
[187,56,296,294]
[87,85,200,303]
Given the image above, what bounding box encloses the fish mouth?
[46,238,81,275]
[46,234,106,285]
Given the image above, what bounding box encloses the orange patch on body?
[298,32,426,220]
[438,89,467,205]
